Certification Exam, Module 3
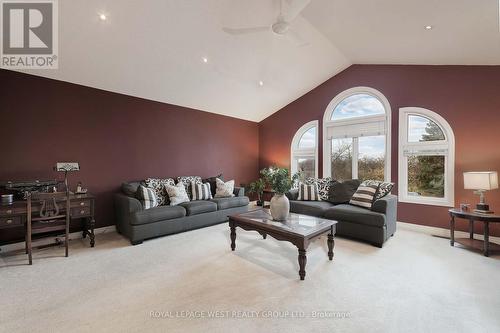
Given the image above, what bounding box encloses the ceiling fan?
[222,0,312,47]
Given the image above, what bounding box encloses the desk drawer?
[0,206,24,216]
[0,216,22,227]
[71,199,91,209]
[71,207,91,218]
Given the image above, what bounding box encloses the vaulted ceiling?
[18,0,500,122]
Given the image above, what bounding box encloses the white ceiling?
[18,0,500,122]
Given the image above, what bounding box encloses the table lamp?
[463,171,498,214]
[54,162,80,193]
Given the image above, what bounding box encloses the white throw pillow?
[215,178,235,198]
[165,183,190,206]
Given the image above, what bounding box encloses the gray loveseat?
[287,190,397,247]
[115,181,249,245]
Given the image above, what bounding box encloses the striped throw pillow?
[136,185,158,209]
[297,183,321,201]
[192,182,212,200]
[349,183,380,209]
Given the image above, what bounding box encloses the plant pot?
[270,193,289,221]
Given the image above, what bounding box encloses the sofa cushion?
[122,181,142,197]
[289,200,334,217]
[203,173,223,196]
[130,205,186,225]
[180,200,217,216]
[324,204,386,228]
[210,196,249,210]
[326,179,361,204]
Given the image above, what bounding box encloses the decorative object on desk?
[460,203,470,212]
[246,178,266,206]
[0,180,58,199]
[1,194,13,205]
[463,171,498,214]
[75,181,88,194]
[261,166,299,221]
[54,162,80,193]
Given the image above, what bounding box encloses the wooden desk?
[0,193,95,247]
[449,209,500,257]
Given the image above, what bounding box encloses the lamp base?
[474,203,494,214]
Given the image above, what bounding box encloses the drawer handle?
[6,209,12,214]
[6,219,12,224]
[80,210,85,214]
[80,202,85,206]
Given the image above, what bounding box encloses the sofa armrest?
[286,189,299,201]
[371,194,397,214]
[233,187,245,197]
[114,193,143,214]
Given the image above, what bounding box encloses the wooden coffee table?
[228,209,337,280]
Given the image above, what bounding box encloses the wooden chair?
[26,191,71,265]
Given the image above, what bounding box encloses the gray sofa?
[115,181,249,245]
[287,189,397,247]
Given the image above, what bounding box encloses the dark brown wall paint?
[259,65,500,236]
[0,70,259,243]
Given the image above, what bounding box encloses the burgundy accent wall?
[259,65,500,237]
[0,70,259,243]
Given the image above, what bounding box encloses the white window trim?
[322,87,391,181]
[291,120,318,178]
[398,107,455,207]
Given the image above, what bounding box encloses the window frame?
[398,107,455,207]
[322,87,392,181]
[291,120,318,178]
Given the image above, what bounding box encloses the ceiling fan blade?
[222,26,269,35]
[286,28,309,47]
[284,0,312,22]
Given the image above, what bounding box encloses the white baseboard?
[0,225,116,253]
[397,221,500,243]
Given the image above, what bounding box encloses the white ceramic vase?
[270,193,290,221]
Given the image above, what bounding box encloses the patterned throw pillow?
[144,178,175,205]
[136,185,158,209]
[297,183,321,201]
[349,183,380,209]
[165,183,190,206]
[305,177,332,201]
[191,182,212,200]
[215,178,235,198]
[203,173,223,196]
[177,176,202,199]
[375,182,394,200]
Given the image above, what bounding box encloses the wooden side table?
[449,209,500,257]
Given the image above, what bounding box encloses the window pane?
[407,155,445,198]
[358,136,385,181]
[331,138,352,180]
[297,158,315,178]
[331,94,385,121]
[298,127,316,149]
[408,115,445,142]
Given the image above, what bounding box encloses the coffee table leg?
[298,249,307,280]
[262,233,267,239]
[230,222,236,251]
[327,228,334,260]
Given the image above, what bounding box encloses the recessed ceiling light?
[425,25,433,30]
[258,81,264,87]
[99,13,107,21]
[202,57,208,63]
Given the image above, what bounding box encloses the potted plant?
[246,178,266,206]
[261,167,299,221]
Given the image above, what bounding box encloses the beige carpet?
[1,222,499,333]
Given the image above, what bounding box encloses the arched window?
[398,107,455,206]
[291,120,318,178]
[323,87,391,181]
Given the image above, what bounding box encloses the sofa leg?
[131,240,143,246]
[372,242,383,248]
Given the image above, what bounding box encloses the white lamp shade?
[463,171,499,190]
